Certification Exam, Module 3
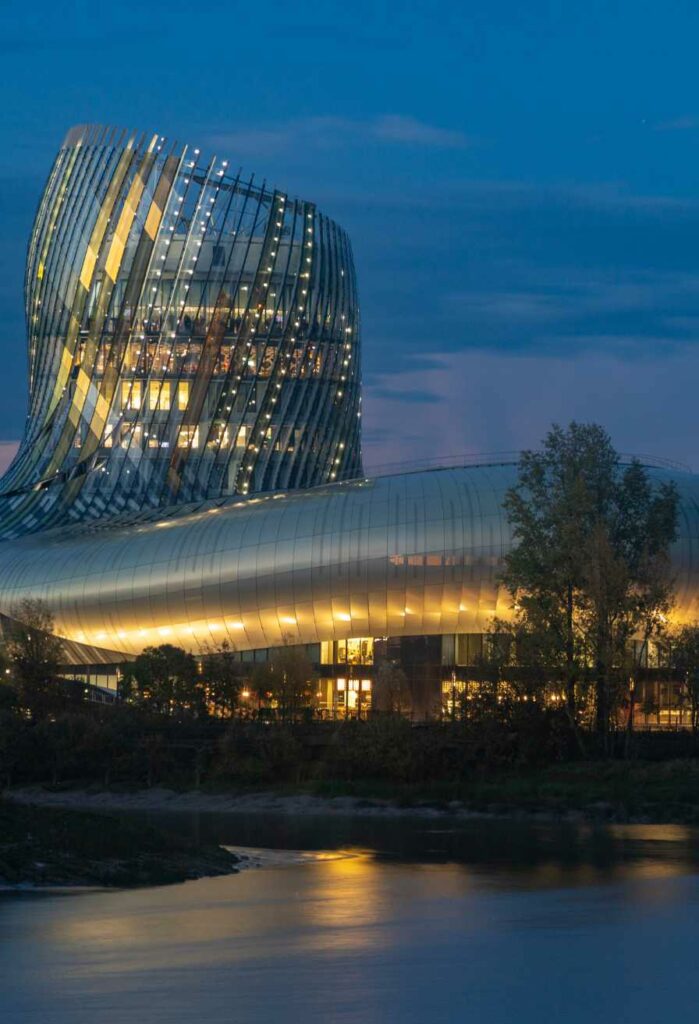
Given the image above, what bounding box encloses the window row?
[121,380,190,411]
[94,423,312,453]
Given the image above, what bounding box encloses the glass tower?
[0,124,362,538]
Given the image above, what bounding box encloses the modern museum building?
[0,124,698,721]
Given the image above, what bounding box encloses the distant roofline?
[362,451,693,479]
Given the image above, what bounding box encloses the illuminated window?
[235,425,248,448]
[209,425,229,447]
[149,380,171,410]
[178,425,199,448]
[120,424,142,449]
[178,381,189,410]
[121,380,142,410]
[338,638,374,665]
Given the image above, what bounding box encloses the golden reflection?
[517,856,691,889]
[623,860,688,881]
[52,851,395,972]
[608,824,692,843]
[301,850,387,941]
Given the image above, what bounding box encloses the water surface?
[2,813,699,1023]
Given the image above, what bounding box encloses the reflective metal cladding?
[0,124,361,539]
[0,464,697,658]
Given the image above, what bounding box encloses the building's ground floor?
[61,632,694,728]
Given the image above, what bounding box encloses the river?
[2,812,699,1023]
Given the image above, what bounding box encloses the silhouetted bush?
[214,723,305,785]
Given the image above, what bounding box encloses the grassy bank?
[10,759,699,825]
[0,800,239,888]
[297,759,699,821]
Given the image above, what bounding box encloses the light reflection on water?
[3,816,699,1023]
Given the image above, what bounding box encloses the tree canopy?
[251,647,317,721]
[5,598,66,721]
[119,644,205,718]
[500,423,678,737]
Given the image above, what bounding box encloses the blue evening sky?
[2,0,699,471]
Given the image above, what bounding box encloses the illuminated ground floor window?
[317,676,372,717]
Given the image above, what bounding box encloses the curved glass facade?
[0,464,697,659]
[0,124,361,539]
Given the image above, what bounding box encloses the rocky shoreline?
[7,781,694,825]
[0,799,239,889]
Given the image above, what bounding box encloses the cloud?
[371,115,468,148]
[207,115,470,158]
[370,386,441,404]
[362,348,699,473]
[0,443,18,476]
[653,116,699,133]
[440,268,699,344]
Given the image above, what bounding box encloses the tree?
[0,641,18,713]
[120,644,205,718]
[501,423,678,741]
[5,598,66,721]
[372,662,411,715]
[252,647,317,721]
[670,625,699,733]
[201,640,243,717]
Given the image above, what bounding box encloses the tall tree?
[5,598,65,721]
[201,640,243,717]
[670,625,699,733]
[252,647,317,721]
[120,644,205,718]
[501,423,678,739]
[373,662,411,715]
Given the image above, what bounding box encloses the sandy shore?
[6,786,476,819]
